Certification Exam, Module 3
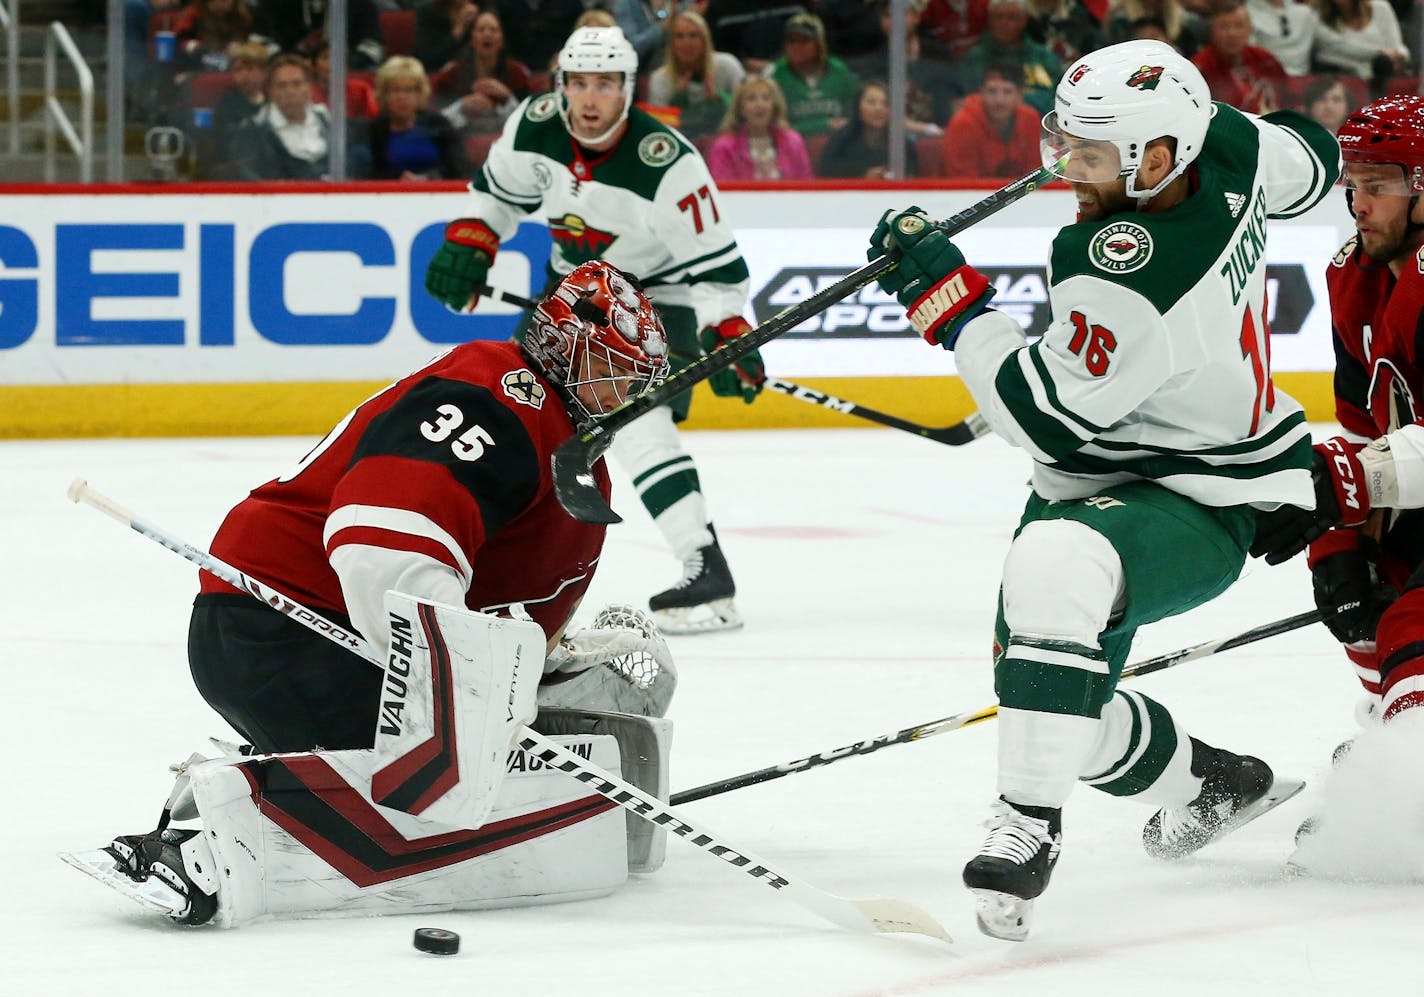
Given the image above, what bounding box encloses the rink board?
[0,183,1352,437]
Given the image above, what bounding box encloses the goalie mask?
[521,261,669,424]
[556,27,638,147]
[1042,40,1212,200]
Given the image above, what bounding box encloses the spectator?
[1024,0,1103,64]
[818,80,919,178]
[434,9,531,133]
[172,0,254,74]
[919,0,991,59]
[817,0,887,62]
[1315,0,1409,97]
[313,40,381,117]
[1128,14,1177,43]
[849,0,968,133]
[1104,0,1203,55]
[960,0,1064,114]
[942,60,1040,178]
[769,12,861,138]
[413,0,480,72]
[251,0,385,70]
[1192,0,1287,113]
[499,0,585,72]
[605,0,673,70]
[647,11,745,140]
[360,56,468,178]
[1245,0,1320,76]
[210,41,271,165]
[1304,72,1352,132]
[704,1,800,73]
[707,75,814,180]
[224,54,333,179]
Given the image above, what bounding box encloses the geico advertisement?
[0,192,1340,385]
[740,224,1342,378]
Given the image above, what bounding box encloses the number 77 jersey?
[957,103,1341,508]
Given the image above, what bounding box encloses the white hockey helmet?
[1043,40,1213,199]
[556,27,639,146]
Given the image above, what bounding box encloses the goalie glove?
[1250,437,1371,565]
[424,218,499,312]
[543,605,677,717]
[867,206,994,349]
[698,317,765,403]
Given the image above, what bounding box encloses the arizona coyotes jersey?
[958,104,1340,507]
[1325,236,1424,438]
[199,341,611,644]
[464,96,750,328]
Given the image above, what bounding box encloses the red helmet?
[522,261,669,423]
[1338,96,1424,194]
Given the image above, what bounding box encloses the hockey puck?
[413,927,460,955]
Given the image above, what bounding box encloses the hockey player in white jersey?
[867,41,1340,940]
[425,26,763,634]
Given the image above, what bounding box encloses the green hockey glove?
[699,316,765,403]
[867,206,995,349]
[424,218,499,312]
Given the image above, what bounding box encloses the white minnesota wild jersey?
[462,94,749,328]
[957,103,1340,507]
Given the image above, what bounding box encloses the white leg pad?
[371,592,543,830]
[610,406,712,559]
[188,733,628,928]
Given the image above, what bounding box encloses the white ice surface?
[5,427,1423,996]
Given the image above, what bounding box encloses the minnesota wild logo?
[1126,65,1164,91]
[549,213,617,263]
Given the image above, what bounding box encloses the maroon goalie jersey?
[199,340,612,641]
[1326,235,1424,436]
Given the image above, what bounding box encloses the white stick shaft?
[68,477,951,943]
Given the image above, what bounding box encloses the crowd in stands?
[113,0,1421,182]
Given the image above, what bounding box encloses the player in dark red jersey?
[1252,95,1424,723]
[192,260,672,753]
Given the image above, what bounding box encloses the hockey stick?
[476,283,990,447]
[550,161,1062,524]
[68,478,952,944]
[670,607,1329,806]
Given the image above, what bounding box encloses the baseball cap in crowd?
[784,12,826,41]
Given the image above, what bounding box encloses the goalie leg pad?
[170,734,630,927]
[535,709,673,873]
[371,592,544,830]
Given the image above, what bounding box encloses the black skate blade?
[970,888,1034,942]
[60,848,188,917]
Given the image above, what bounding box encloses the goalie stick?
[670,607,1329,806]
[549,161,1063,524]
[67,478,952,944]
[475,284,990,447]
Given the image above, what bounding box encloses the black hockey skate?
[62,827,219,925]
[962,798,1062,941]
[649,530,742,634]
[1143,738,1304,860]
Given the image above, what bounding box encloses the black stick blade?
[552,432,622,524]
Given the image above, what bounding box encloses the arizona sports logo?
[503,369,546,410]
[1090,222,1153,274]
[638,132,680,167]
[549,214,617,263]
[1126,64,1164,91]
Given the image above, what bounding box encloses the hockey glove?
[1309,531,1393,644]
[699,316,765,403]
[868,206,994,349]
[1249,438,1371,565]
[424,218,499,312]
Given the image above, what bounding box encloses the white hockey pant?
[997,519,1201,810]
[610,405,712,559]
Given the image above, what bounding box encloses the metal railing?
[43,20,93,182]
[1,0,18,154]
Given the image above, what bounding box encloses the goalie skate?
[649,535,742,634]
[61,827,219,925]
[1143,747,1304,860]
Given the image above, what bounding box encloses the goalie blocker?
[63,596,674,927]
